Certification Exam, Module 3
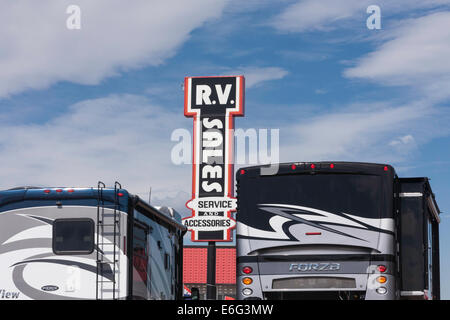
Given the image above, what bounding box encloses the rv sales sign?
[183,76,245,241]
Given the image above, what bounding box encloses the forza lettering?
[289,263,341,272]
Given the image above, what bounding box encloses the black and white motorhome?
[236,162,440,300]
[0,182,186,300]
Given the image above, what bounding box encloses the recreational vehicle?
[0,182,186,300]
[236,162,440,300]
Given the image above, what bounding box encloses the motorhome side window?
[53,218,95,255]
[132,220,150,300]
[164,252,170,270]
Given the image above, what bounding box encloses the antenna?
[148,187,152,204]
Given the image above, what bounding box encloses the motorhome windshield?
[238,173,392,223]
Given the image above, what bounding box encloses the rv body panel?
[131,208,181,300]
[236,163,441,300]
[0,187,186,300]
[398,178,440,300]
[236,162,397,300]
[0,205,128,300]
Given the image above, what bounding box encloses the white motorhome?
[236,162,440,300]
[0,182,186,300]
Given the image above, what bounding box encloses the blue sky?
[1,0,450,298]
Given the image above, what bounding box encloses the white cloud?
[232,99,449,169]
[151,191,192,218]
[0,94,193,202]
[388,135,417,156]
[0,0,227,98]
[225,66,289,88]
[271,0,450,33]
[278,102,448,164]
[271,0,364,32]
[344,11,450,102]
[314,89,327,94]
[1,94,447,216]
[278,50,330,62]
[389,135,415,147]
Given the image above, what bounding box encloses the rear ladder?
[96,181,122,300]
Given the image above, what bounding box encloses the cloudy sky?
[1,0,450,297]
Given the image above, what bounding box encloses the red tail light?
[242,266,253,274]
[377,265,387,273]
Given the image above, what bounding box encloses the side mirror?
[191,287,200,300]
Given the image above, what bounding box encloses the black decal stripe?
[259,204,394,236]
[95,245,104,255]
[327,211,394,234]
[24,215,54,225]
[238,254,395,264]
[12,264,80,300]
[281,220,298,241]
[293,220,394,236]
[10,259,113,281]
[283,209,323,217]
[259,206,367,242]
[236,234,295,242]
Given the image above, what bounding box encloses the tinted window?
[132,221,149,300]
[164,252,170,270]
[53,219,94,254]
[239,173,387,224]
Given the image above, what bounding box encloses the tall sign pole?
[183,75,245,299]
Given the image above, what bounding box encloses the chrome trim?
[427,196,441,223]
[398,192,423,197]
[400,291,424,296]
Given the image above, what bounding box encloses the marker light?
[330,163,335,168]
[117,192,124,197]
[242,266,253,274]
[242,288,253,296]
[240,169,245,175]
[377,265,387,273]
[376,276,387,284]
[376,287,387,295]
[310,164,315,169]
[44,190,51,194]
[384,166,388,171]
[291,164,296,170]
[67,189,75,193]
[242,277,253,285]
[56,189,63,193]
